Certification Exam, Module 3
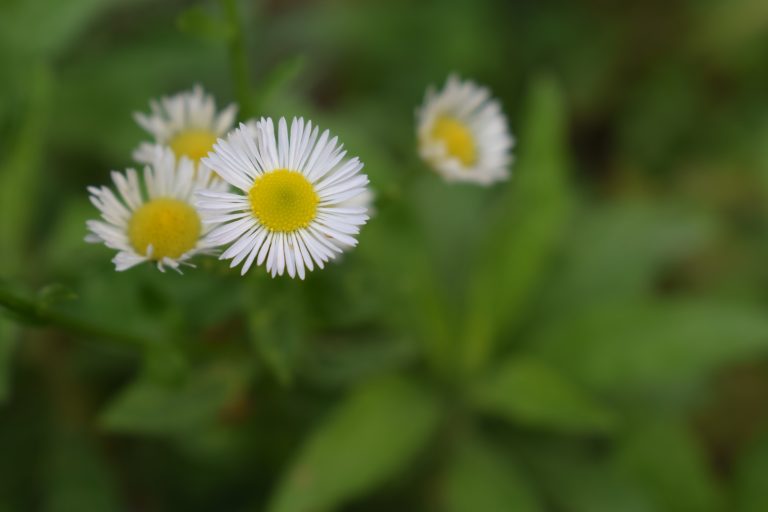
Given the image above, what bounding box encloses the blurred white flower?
[197,118,370,279]
[133,85,237,168]
[85,148,226,272]
[417,75,514,185]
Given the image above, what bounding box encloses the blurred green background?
[2,0,768,510]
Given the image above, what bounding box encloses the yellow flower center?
[169,130,218,162]
[249,170,319,232]
[128,198,201,260]
[431,116,477,166]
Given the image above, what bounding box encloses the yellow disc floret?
[249,170,319,232]
[169,130,218,162]
[432,116,477,166]
[128,198,201,260]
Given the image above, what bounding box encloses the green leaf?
[248,283,306,386]
[461,77,571,373]
[253,56,306,112]
[439,436,541,512]
[177,6,234,42]
[616,420,724,512]
[539,202,714,314]
[734,430,768,512]
[0,64,51,276]
[470,357,616,433]
[44,428,119,512]
[527,443,658,512]
[100,362,249,435]
[0,318,18,403]
[267,374,441,512]
[533,300,768,399]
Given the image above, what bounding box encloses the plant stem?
[221,0,254,118]
[0,285,147,349]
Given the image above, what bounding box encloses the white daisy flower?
[198,117,370,279]
[86,148,227,272]
[133,84,237,167]
[417,75,514,185]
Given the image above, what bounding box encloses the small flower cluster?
[86,76,513,278]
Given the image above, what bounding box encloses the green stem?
[0,285,147,349]
[221,0,254,118]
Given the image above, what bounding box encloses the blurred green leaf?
[470,356,616,433]
[0,0,114,58]
[44,428,119,512]
[267,374,441,512]
[100,361,249,435]
[254,56,306,113]
[734,430,768,512]
[438,435,541,512]
[249,283,306,386]
[0,318,18,404]
[527,443,658,512]
[461,76,570,373]
[37,284,78,311]
[177,6,234,42]
[539,202,715,314]
[616,420,725,512]
[0,64,51,276]
[534,300,768,399]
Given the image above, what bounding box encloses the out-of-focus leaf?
[470,357,615,433]
[539,202,714,314]
[0,0,114,57]
[616,420,724,512]
[249,283,305,386]
[177,6,234,42]
[461,77,570,373]
[439,435,541,512]
[0,64,51,276]
[0,318,18,403]
[37,284,78,311]
[44,428,119,512]
[267,374,441,512]
[254,56,306,113]
[734,430,768,512]
[533,300,768,399]
[100,362,249,435]
[527,442,658,512]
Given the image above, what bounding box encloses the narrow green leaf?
[461,77,571,373]
[539,202,714,314]
[533,300,768,398]
[0,64,51,275]
[267,375,441,512]
[734,430,768,512]
[45,428,119,512]
[100,362,249,435]
[616,420,725,512]
[470,357,615,433]
[253,55,306,113]
[0,318,18,403]
[439,436,542,512]
[177,6,234,42]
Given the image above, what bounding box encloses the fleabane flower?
[86,148,227,272]
[133,85,237,168]
[197,117,370,279]
[417,75,514,185]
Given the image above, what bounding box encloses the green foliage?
[267,375,441,512]
[438,435,542,512]
[533,300,768,400]
[470,356,615,433]
[461,76,570,373]
[1,0,768,509]
[100,361,250,435]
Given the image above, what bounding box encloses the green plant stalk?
[221,0,254,119]
[0,285,147,349]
